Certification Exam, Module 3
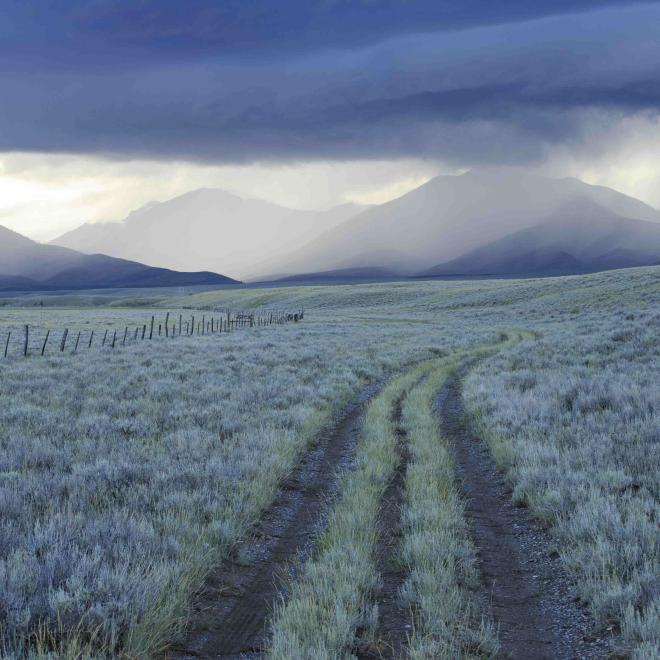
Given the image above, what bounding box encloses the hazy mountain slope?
[0,225,239,290]
[0,224,102,281]
[259,170,660,277]
[269,266,402,284]
[52,189,367,280]
[0,274,41,292]
[421,199,660,277]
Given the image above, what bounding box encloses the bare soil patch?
[166,383,380,659]
[436,373,614,660]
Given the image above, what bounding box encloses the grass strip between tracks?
[269,362,433,658]
[402,330,533,658]
[270,330,531,658]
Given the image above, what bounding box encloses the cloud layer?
[1,1,659,167]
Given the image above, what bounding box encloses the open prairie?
[0,267,658,659]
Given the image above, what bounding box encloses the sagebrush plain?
[0,267,658,659]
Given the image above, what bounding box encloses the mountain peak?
[0,223,36,246]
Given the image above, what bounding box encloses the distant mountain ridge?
[0,225,239,291]
[52,189,367,281]
[421,198,660,277]
[256,170,660,279]
[49,172,660,282]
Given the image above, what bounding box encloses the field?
[0,267,658,659]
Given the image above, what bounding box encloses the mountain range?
[50,170,660,283]
[421,197,660,277]
[257,169,660,280]
[0,225,239,292]
[53,189,366,281]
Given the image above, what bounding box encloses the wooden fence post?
[73,331,81,352]
[141,325,146,340]
[41,330,50,356]
[102,329,108,346]
[4,331,10,358]
[165,312,170,337]
[111,330,117,348]
[122,327,128,346]
[149,316,154,340]
[60,328,68,352]
[88,330,94,348]
[23,325,29,357]
[179,314,182,336]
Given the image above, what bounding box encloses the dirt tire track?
[355,396,412,659]
[436,371,613,660]
[166,382,380,660]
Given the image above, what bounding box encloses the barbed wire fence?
[1,308,304,359]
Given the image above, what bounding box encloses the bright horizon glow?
[0,155,445,242]
[2,146,660,245]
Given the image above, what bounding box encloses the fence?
[1,308,304,359]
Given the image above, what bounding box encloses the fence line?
[1,308,304,360]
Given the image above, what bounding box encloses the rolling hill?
[268,267,403,284]
[0,225,239,291]
[420,198,660,277]
[52,189,367,281]
[254,170,660,279]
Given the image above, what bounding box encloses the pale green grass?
[401,360,496,659]
[399,333,533,659]
[269,333,529,658]
[269,363,430,659]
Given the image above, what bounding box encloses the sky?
[1,0,659,241]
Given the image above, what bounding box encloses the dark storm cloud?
[0,1,659,166]
[1,0,645,64]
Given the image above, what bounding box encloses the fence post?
[122,327,128,346]
[4,331,10,358]
[73,331,81,352]
[88,330,94,348]
[111,330,117,348]
[60,328,68,352]
[23,325,29,357]
[102,329,108,346]
[149,316,154,340]
[41,330,50,356]
[141,325,146,340]
[165,312,170,337]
